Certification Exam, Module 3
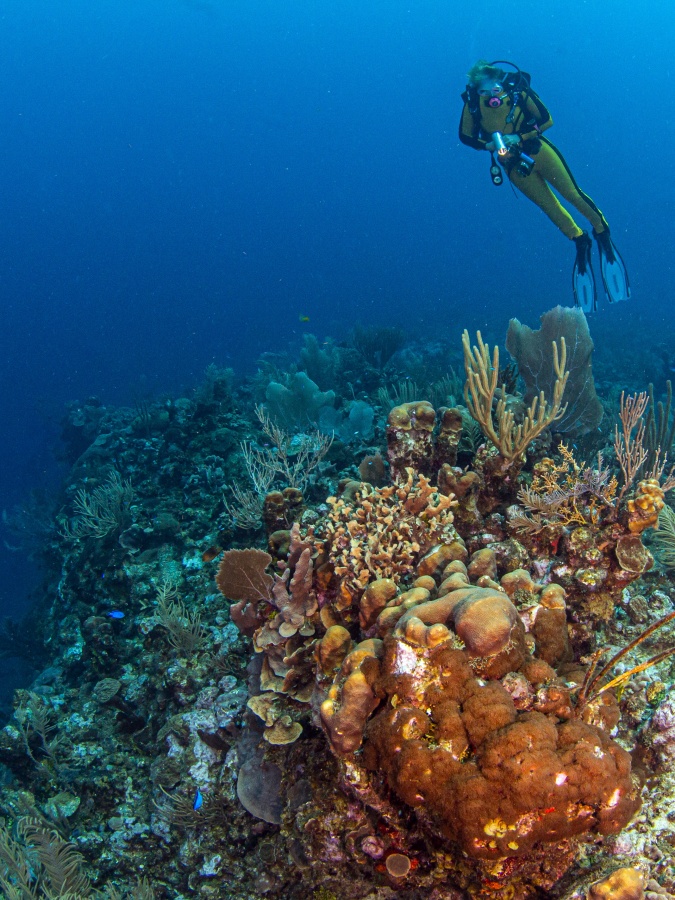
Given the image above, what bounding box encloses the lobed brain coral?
[362,632,639,859]
[316,553,641,862]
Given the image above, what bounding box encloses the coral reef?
[216,461,651,891]
[317,555,639,871]
[3,318,675,899]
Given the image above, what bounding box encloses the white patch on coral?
[532,558,552,580]
[199,854,222,877]
[191,733,220,767]
[166,733,185,759]
[189,758,214,785]
[67,712,90,728]
[608,831,639,855]
[606,788,622,808]
[518,606,538,632]
[361,835,385,859]
[649,697,675,764]
[391,641,419,675]
[182,709,220,741]
[555,772,567,786]
[182,552,203,570]
[652,696,675,731]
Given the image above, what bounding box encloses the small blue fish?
[107,610,125,619]
[193,788,203,811]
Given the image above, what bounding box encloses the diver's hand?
[486,134,520,153]
[502,134,522,150]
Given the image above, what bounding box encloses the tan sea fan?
[216,548,274,601]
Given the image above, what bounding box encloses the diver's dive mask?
[477,81,504,106]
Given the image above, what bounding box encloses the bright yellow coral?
[627,478,665,534]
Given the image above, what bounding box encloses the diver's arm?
[518,89,553,141]
[459,100,488,150]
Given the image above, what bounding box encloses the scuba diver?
[459,60,630,312]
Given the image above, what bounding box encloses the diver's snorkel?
[489,60,523,87]
[488,60,525,124]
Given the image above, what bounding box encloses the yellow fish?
[299,314,310,323]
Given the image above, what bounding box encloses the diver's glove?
[486,133,521,153]
[502,134,522,150]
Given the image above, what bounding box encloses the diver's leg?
[534,140,630,301]
[508,167,583,238]
[509,165,597,310]
[534,140,609,233]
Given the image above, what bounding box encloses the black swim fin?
[572,232,597,313]
[593,228,631,303]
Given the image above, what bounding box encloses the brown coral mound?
[451,588,520,657]
[319,639,384,755]
[382,573,527,679]
[363,629,640,860]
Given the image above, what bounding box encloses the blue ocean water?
[0,0,673,622]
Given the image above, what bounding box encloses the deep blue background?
[1,0,674,619]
